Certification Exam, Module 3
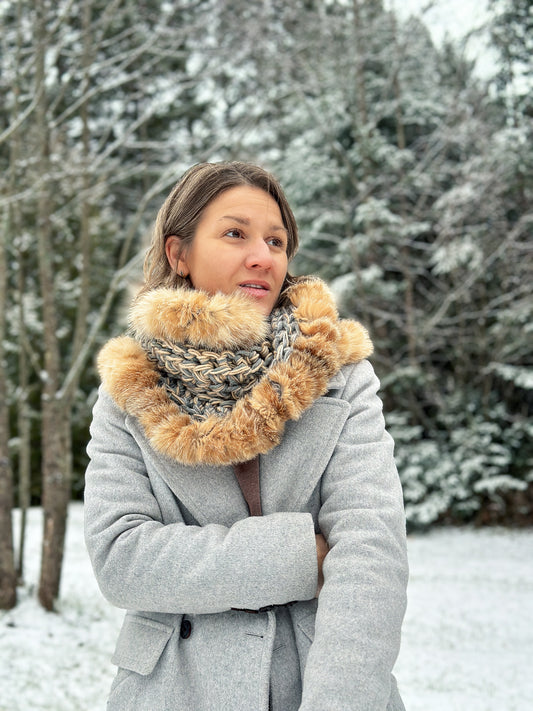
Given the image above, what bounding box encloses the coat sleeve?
[299,360,408,711]
[84,390,317,614]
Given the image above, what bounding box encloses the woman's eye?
[268,237,285,248]
[225,228,243,239]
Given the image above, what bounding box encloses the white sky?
[391,0,495,76]
[394,0,490,41]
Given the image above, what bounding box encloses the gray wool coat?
[84,360,408,711]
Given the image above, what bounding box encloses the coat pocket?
[111,614,174,676]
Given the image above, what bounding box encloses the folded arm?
[300,360,409,710]
[84,390,318,614]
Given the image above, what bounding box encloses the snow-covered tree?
[204,0,533,526]
[489,0,532,121]
[0,0,214,609]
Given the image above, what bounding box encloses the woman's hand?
[315,533,329,597]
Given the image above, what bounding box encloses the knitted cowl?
[138,304,300,422]
[97,277,373,466]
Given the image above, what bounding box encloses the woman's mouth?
[238,282,270,298]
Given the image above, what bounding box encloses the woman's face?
[166,186,289,316]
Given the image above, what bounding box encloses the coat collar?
[97,278,372,466]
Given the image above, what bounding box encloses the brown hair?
[141,161,299,298]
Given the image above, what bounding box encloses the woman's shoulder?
[90,384,128,427]
[327,359,380,397]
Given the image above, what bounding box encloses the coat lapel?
[126,414,249,527]
[160,460,249,527]
[261,395,350,515]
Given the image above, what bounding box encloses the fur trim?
[129,287,268,350]
[98,279,373,465]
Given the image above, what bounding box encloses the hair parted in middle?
[141,161,300,299]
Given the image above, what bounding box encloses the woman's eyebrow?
[219,215,287,233]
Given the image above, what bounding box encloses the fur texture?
[129,287,268,350]
[98,279,373,465]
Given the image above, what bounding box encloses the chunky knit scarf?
[139,306,300,421]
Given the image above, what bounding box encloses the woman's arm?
[84,390,318,614]
[300,360,408,711]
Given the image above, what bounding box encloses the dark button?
[180,619,192,639]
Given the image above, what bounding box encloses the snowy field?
[1,504,532,711]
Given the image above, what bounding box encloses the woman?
[84,161,408,710]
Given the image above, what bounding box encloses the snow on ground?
[1,506,122,711]
[1,504,532,710]
[395,527,533,711]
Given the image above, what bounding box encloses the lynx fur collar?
[97,278,373,466]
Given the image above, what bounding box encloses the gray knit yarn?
[141,306,300,420]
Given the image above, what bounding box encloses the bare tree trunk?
[0,0,23,611]
[391,31,416,367]
[0,167,17,611]
[351,0,369,128]
[36,0,100,610]
[71,0,93,365]
[6,0,32,582]
[0,376,16,609]
[16,305,31,581]
[38,405,71,611]
[34,0,69,611]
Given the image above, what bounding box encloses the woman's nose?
[244,237,272,269]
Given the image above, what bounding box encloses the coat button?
[180,619,192,639]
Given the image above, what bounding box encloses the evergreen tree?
[206,0,533,526]
[489,0,533,119]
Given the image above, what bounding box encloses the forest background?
[0,0,531,610]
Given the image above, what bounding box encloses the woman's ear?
[165,236,188,276]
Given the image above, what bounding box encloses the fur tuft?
[337,320,373,362]
[289,278,339,322]
[129,287,268,350]
[97,337,160,410]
